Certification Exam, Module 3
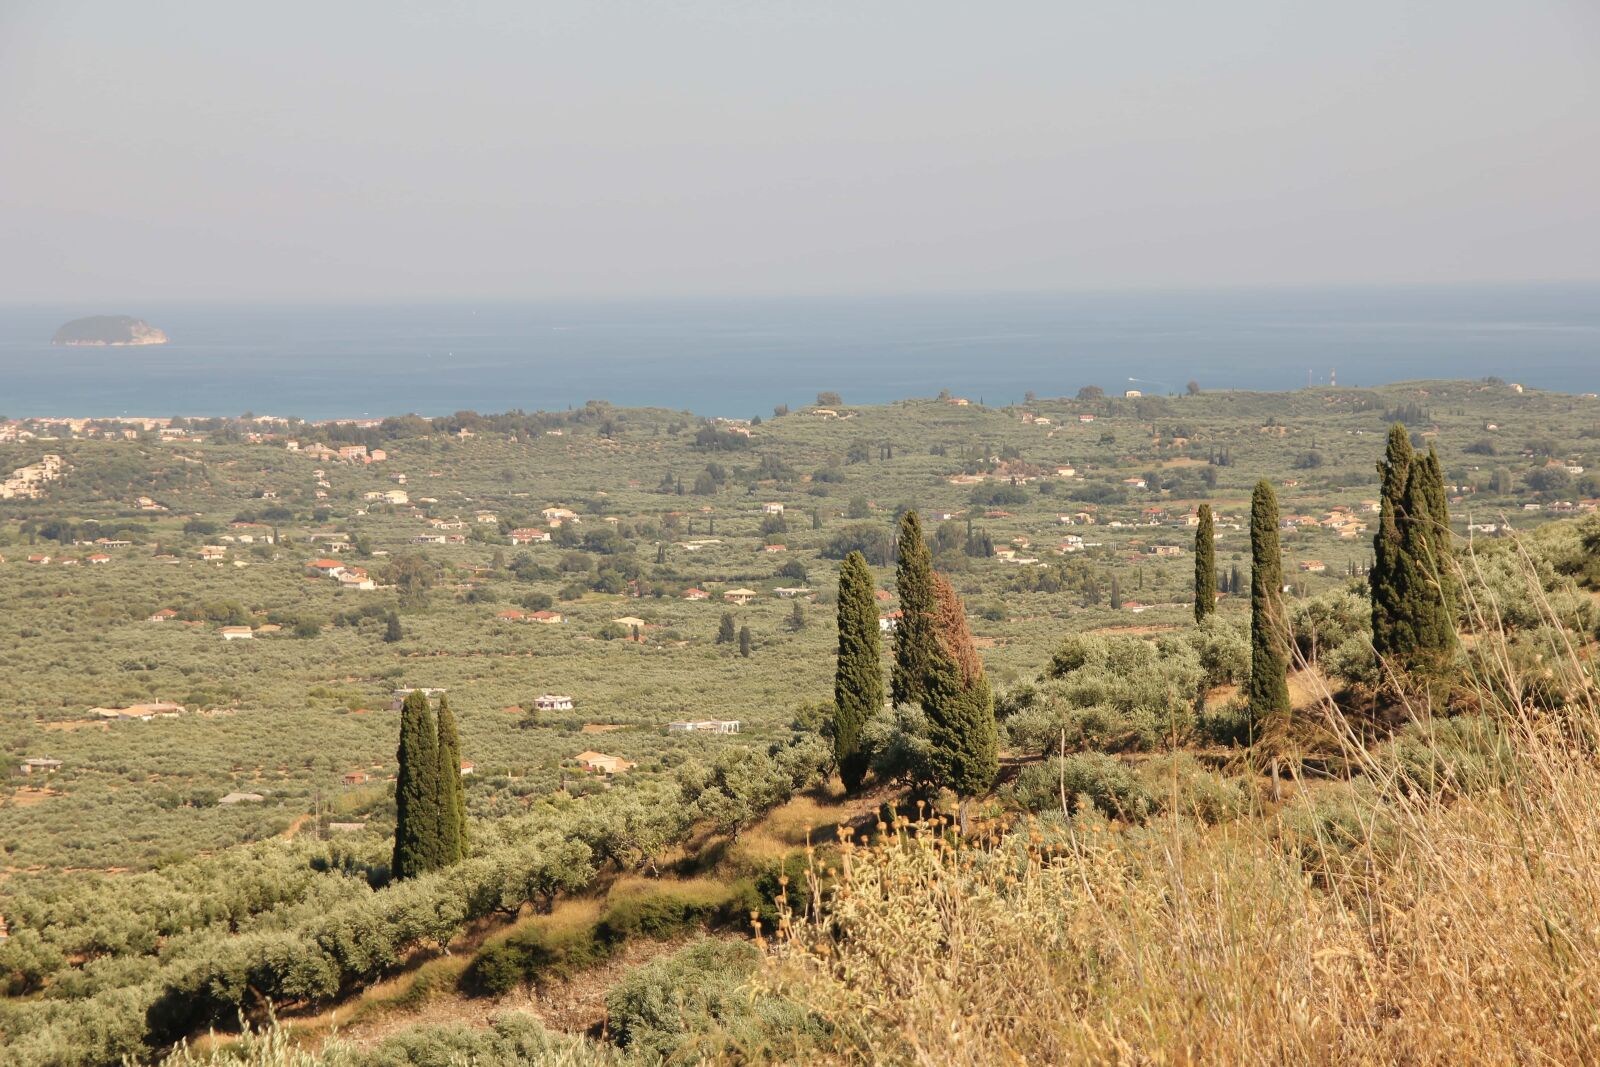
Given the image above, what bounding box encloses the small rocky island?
[51,315,169,346]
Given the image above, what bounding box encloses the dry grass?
[770,764,1600,1064]
[726,783,886,867]
[767,547,1600,1066]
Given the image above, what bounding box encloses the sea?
[1,285,1596,421]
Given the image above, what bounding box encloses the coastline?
[0,377,1595,429]
[52,338,169,347]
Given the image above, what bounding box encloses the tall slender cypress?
[1397,452,1455,676]
[921,572,998,825]
[434,693,466,864]
[891,511,937,707]
[1248,481,1291,730]
[1194,504,1216,623]
[392,690,441,879]
[833,551,883,792]
[1371,423,1413,659]
[1420,445,1456,615]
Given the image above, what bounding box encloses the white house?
[391,687,448,710]
[667,719,741,734]
[92,702,183,721]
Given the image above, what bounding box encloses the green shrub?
[466,884,740,996]
[597,886,727,942]
[1005,753,1153,822]
[1138,752,1250,824]
[468,925,613,995]
[605,938,820,1061]
[1384,714,1514,799]
[1008,633,1205,754]
[1279,781,1393,879]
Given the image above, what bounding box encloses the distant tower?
[1330,367,1337,388]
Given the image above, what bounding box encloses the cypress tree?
[384,611,403,643]
[1397,453,1456,676]
[921,572,998,830]
[1194,503,1216,623]
[1420,445,1456,614]
[1109,573,1122,610]
[833,551,883,792]
[1248,481,1291,730]
[1371,423,1414,658]
[891,510,937,707]
[738,625,752,658]
[716,612,736,645]
[434,694,466,865]
[392,690,441,879]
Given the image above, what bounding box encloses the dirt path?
[279,812,314,840]
[254,786,874,1055]
[322,933,731,1051]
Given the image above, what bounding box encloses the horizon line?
[4,278,1600,310]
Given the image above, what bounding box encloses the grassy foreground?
[758,567,1600,1065]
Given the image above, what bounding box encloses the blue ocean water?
[1,286,1596,420]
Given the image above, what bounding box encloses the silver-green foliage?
[1005,632,1206,754]
[605,938,820,1062]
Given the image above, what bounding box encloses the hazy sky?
[2,1,1597,302]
